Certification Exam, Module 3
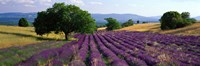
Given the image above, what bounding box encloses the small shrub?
[18,18,29,27]
[137,20,140,24]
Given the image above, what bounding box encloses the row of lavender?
[16,34,84,66]
[97,31,200,65]
[17,31,200,66]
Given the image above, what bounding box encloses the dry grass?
[97,27,106,30]
[119,22,200,36]
[119,23,160,32]
[0,25,65,49]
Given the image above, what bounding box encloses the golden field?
[0,25,65,49]
[97,27,107,30]
[119,22,200,36]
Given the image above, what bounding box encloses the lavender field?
[17,31,200,66]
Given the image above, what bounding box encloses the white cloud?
[0,0,10,4]
[66,0,85,6]
[14,0,35,4]
[40,0,52,3]
[38,0,52,6]
[0,0,52,6]
[24,4,35,7]
[89,2,103,5]
[0,0,86,7]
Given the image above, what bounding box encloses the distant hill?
[149,16,161,19]
[0,12,36,22]
[0,12,160,25]
[92,14,159,23]
[194,16,200,20]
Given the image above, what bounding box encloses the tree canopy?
[18,18,29,27]
[105,17,121,30]
[160,11,196,30]
[122,19,134,27]
[160,11,183,30]
[181,12,190,19]
[178,12,196,28]
[33,3,96,40]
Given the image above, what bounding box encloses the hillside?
[119,22,200,36]
[0,25,65,49]
[195,16,200,20]
[0,13,36,22]
[0,13,160,26]
[2,12,200,26]
[92,14,159,23]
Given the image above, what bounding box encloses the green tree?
[33,3,96,40]
[187,18,197,23]
[181,12,196,23]
[122,19,134,27]
[160,11,183,30]
[181,12,190,19]
[177,12,197,28]
[105,18,121,30]
[18,18,29,27]
[137,20,140,24]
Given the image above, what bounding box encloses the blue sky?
[0,0,200,17]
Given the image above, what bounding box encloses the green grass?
[0,41,67,66]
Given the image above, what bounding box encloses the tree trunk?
[64,32,69,40]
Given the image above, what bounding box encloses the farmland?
[119,22,200,36]
[17,31,200,66]
[0,41,67,65]
[0,25,66,49]
[1,0,200,66]
[1,23,200,66]
[0,23,200,66]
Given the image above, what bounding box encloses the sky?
[0,0,200,17]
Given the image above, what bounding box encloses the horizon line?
[0,12,199,17]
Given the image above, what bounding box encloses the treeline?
[103,18,134,31]
[103,18,144,31]
[17,2,197,40]
[104,11,197,31]
[97,19,149,29]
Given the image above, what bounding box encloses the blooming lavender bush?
[17,31,200,66]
